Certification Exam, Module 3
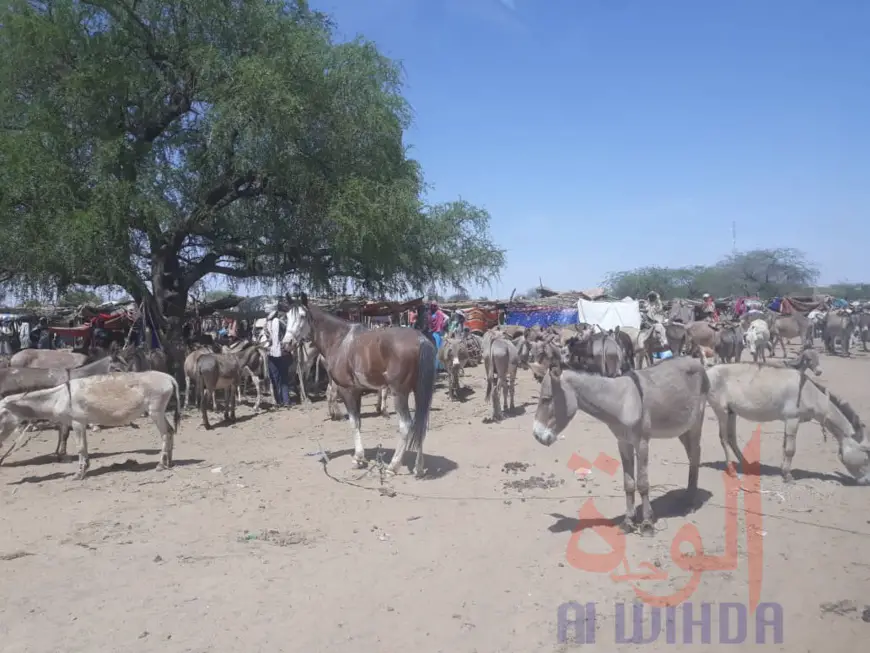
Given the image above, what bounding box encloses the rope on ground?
[314,453,870,537]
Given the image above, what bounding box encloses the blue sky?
[309,0,869,299]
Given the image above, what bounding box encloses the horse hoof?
[782,473,794,484]
[73,472,86,481]
[639,521,656,536]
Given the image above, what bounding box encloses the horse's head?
[283,292,312,347]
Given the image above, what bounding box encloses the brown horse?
[281,293,437,477]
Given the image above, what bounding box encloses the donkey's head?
[283,292,311,346]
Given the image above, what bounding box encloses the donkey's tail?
[409,335,437,452]
[170,375,182,432]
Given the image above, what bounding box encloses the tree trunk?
[149,251,190,387]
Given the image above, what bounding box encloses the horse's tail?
[409,335,437,452]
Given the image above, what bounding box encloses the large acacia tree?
[0,0,504,330]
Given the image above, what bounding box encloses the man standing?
[429,301,447,335]
[701,293,719,322]
[36,317,52,349]
[266,309,291,407]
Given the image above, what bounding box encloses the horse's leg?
[71,422,90,481]
[229,382,237,422]
[781,419,799,483]
[184,375,192,408]
[338,387,366,468]
[386,392,412,475]
[615,436,637,528]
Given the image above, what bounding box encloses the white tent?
[577,298,642,331]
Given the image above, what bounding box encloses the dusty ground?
[1,343,869,652]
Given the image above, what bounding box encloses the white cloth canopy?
[577,298,642,331]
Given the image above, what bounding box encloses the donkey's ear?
[300,292,308,306]
[549,361,563,378]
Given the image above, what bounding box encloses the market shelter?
[577,297,642,331]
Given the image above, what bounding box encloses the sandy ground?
[1,343,869,652]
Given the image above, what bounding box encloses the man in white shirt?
[266,310,291,407]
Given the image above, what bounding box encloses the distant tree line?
[602,248,866,300]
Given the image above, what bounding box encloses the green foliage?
[0,0,504,318]
[59,286,103,306]
[819,282,870,300]
[604,249,820,300]
[202,290,233,303]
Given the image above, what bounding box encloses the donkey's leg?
[508,367,517,412]
[615,436,637,529]
[501,368,510,414]
[386,392,412,475]
[715,409,738,476]
[781,419,800,483]
[634,434,655,532]
[248,368,263,411]
[725,411,749,473]
[338,387,366,468]
[678,430,701,508]
[490,371,502,421]
[184,375,192,408]
[71,422,90,481]
[56,424,71,461]
[201,389,212,430]
[229,383,237,422]
[150,407,174,471]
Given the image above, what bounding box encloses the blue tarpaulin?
[504,308,578,329]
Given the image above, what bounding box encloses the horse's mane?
[803,376,864,439]
[308,303,368,333]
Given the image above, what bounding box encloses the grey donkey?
[532,356,708,534]
[482,330,523,421]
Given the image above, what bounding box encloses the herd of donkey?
[0,292,869,534]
